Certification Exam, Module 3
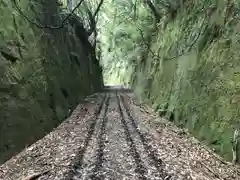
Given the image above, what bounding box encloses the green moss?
[100,0,240,163]
[0,0,103,164]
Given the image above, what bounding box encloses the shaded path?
[70,91,170,179]
[0,88,240,180]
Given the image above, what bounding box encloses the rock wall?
[128,2,240,163]
[0,0,103,163]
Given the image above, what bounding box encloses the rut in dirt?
[118,94,170,179]
[117,93,147,180]
[89,94,110,179]
[66,93,110,180]
[66,91,171,180]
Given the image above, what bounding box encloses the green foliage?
[100,0,240,162]
[0,0,102,163]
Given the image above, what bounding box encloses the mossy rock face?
[0,0,103,164]
[115,1,240,163]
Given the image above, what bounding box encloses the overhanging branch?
[93,0,104,19]
[12,0,85,29]
[146,0,161,22]
[87,0,104,36]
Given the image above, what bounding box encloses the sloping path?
[0,89,240,180]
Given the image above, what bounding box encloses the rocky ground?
[0,89,240,180]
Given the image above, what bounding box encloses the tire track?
[120,94,171,179]
[117,93,147,180]
[67,94,109,180]
[100,92,137,180]
[89,96,110,179]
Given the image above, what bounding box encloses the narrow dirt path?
[0,89,240,180]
